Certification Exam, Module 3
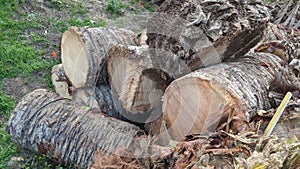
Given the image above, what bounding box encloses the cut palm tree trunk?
[61,27,138,109]
[6,89,144,168]
[61,26,138,88]
[107,45,175,124]
[147,0,271,73]
[161,52,296,141]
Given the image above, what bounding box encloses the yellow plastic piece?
[263,92,292,137]
[253,163,265,169]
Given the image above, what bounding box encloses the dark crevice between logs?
[142,68,174,91]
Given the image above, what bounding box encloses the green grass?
[46,0,64,10]
[0,93,15,120]
[0,93,16,168]
[0,2,55,81]
[0,124,17,169]
[106,0,125,16]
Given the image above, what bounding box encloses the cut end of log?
[108,45,174,124]
[62,27,138,88]
[162,77,237,141]
[62,27,89,88]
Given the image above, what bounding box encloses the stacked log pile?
[6,0,300,168]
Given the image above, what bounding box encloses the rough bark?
[161,52,295,141]
[95,84,123,119]
[107,45,174,124]
[146,0,271,73]
[61,26,138,89]
[6,89,144,168]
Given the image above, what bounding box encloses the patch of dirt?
[2,73,47,102]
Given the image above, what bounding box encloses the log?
[6,89,145,168]
[61,27,138,110]
[161,52,296,141]
[107,45,175,124]
[146,0,271,72]
[61,26,138,89]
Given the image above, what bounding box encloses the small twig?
[263,92,292,137]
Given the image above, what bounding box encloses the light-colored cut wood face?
[62,30,89,88]
[163,78,226,140]
[51,64,71,99]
